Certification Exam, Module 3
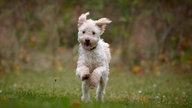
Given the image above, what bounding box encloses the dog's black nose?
[85,39,90,43]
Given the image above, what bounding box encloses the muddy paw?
[82,74,90,81]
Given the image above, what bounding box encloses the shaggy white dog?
[76,12,111,102]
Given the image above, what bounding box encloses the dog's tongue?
[84,43,91,50]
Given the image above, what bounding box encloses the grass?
[0,68,192,108]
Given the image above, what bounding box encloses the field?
[0,68,192,108]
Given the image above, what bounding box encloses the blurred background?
[0,0,192,75]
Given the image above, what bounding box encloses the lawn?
[0,68,191,108]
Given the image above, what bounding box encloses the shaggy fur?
[76,12,111,102]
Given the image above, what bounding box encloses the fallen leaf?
[139,96,147,103]
[71,100,81,106]
[132,65,143,74]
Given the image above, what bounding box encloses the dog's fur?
[76,12,111,102]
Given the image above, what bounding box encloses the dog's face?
[77,12,111,50]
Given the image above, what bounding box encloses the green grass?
[0,68,192,108]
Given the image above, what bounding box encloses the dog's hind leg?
[96,75,108,102]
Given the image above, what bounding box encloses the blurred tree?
[0,0,191,72]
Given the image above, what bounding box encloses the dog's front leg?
[76,66,91,102]
[76,66,90,80]
[81,81,90,102]
[93,66,109,102]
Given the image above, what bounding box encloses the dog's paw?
[82,73,90,81]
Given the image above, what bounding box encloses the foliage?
[0,0,191,73]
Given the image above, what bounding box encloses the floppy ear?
[95,18,112,34]
[78,12,90,28]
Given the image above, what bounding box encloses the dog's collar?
[89,43,98,51]
[82,44,98,51]
[90,45,97,51]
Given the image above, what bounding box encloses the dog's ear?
[95,18,112,34]
[78,12,89,28]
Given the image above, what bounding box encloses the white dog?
[76,12,111,102]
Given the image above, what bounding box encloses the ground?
[0,68,191,108]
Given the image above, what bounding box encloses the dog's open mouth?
[84,42,91,50]
[84,42,91,49]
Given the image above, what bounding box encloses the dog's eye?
[92,31,96,35]
[82,31,85,34]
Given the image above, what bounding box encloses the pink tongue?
[84,44,91,49]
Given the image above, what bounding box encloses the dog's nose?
[85,39,90,43]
